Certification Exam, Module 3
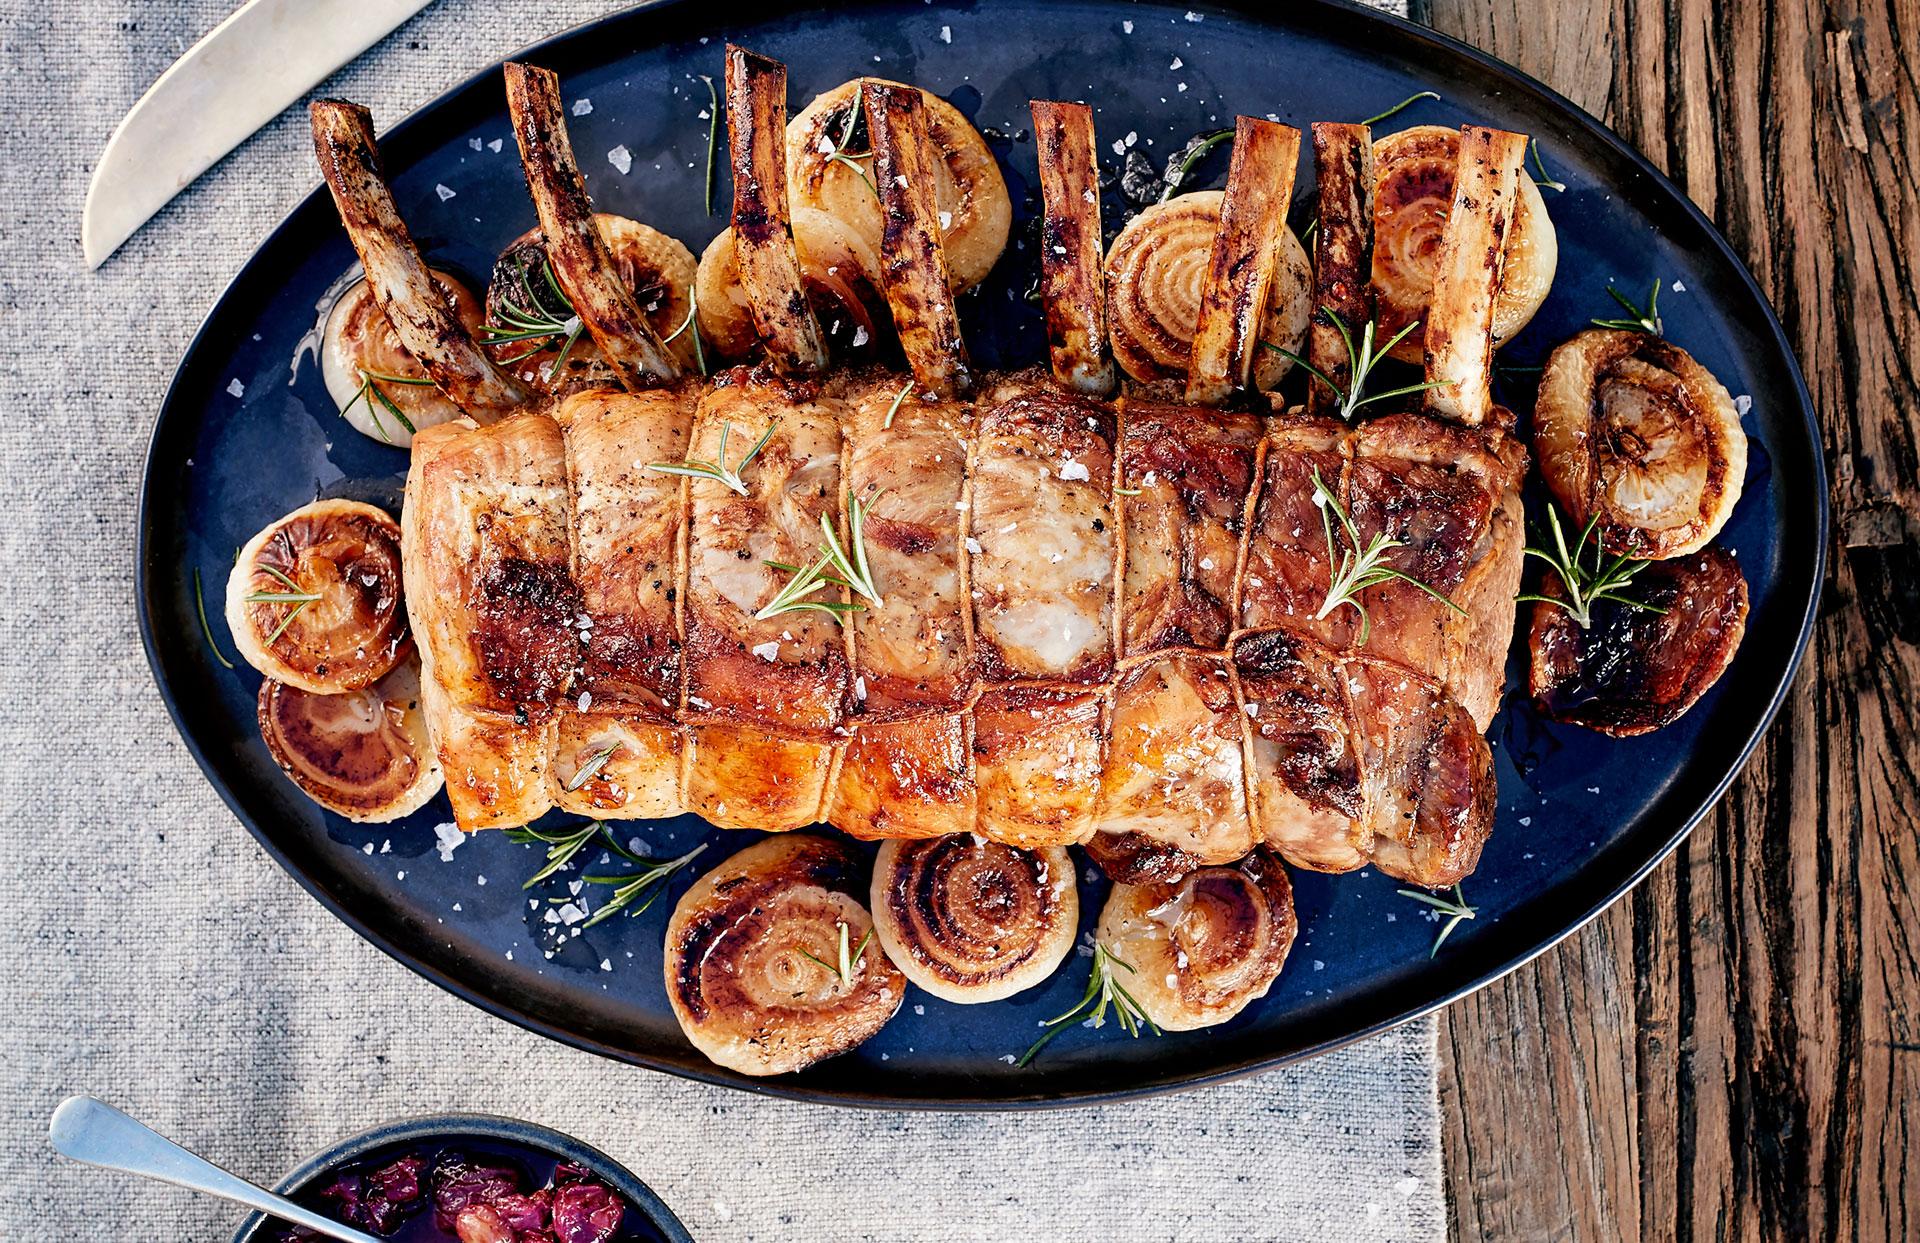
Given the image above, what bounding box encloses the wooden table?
[1417,0,1918,1237]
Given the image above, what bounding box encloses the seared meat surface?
[407,369,1523,887]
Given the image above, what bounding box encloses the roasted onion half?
[1528,545,1748,736]
[257,659,443,821]
[1535,328,1747,559]
[1095,848,1297,1032]
[1103,191,1311,391]
[664,835,905,1076]
[785,79,1011,293]
[1370,124,1557,362]
[694,206,887,363]
[226,499,410,694]
[869,838,1077,1004]
[320,268,486,447]
[486,213,699,391]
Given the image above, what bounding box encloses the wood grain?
[1423,0,1920,1238]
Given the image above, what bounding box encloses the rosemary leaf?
[1159,127,1234,203]
[699,74,719,215]
[1362,90,1440,127]
[193,568,235,670]
[1397,884,1477,958]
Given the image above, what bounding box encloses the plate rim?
[136,0,1829,1110]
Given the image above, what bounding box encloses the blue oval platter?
[138,0,1825,1107]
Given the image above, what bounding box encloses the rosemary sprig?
[818,489,884,606]
[797,920,874,986]
[579,843,708,928]
[1591,279,1662,334]
[563,741,622,793]
[661,283,707,376]
[699,74,719,215]
[1515,503,1668,628]
[823,102,878,198]
[1265,309,1444,422]
[193,568,235,669]
[1311,467,1465,645]
[1018,944,1160,1067]
[646,420,776,497]
[1529,137,1566,192]
[756,553,863,622]
[506,821,607,889]
[252,565,318,645]
[755,489,886,623]
[483,257,587,381]
[1398,884,1477,958]
[881,378,914,430]
[1362,90,1440,127]
[343,368,429,443]
[1158,127,1234,202]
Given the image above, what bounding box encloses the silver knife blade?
[81,0,436,269]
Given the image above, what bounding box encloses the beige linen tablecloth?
[0,2,1442,1239]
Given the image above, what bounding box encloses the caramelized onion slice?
[226,499,410,693]
[1535,328,1747,559]
[1096,848,1297,1032]
[785,79,1011,292]
[320,268,486,446]
[664,835,905,1076]
[1528,545,1749,736]
[1103,192,1310,390]
[870,838,1076,1004]
[694,207,887,364]
[1370,125,1557,362]
[258,660,442,822]
[486,214,699,392]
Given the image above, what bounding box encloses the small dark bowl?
[228,1113,693,1243]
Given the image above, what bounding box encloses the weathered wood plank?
[1427,0,1920,1239]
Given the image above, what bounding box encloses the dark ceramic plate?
[227,1114,693,1242]
[139,0,1824,1107]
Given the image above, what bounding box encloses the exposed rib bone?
[1030,100,1115,396]
[502,62,682,389]
[1421,125,1528,425]
[864,81,973,398]
[309,100,529,422]
[1306,122,1375,419]
[723,46,828,374]
[1185,117,1300,406]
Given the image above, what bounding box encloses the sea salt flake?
[965,537,982,555]
[1170,56,1184,69]
[226,379,245,398]
[434,183,455,201]
[488,139,503,153]
[1122,20,1134,33]
[362,842,375,855]
[1059,459,1091,482]
[1733,394,1752,418]
[468,137,483,151]
[1185,10,1204,20]
[571,98,593,116]
[938,24,951,42]
[607,145,633,174]
[751,641,780,661]
[1672,279,1687,292]
[1395,1177,1421,1196]
[600,958,613,972]
[577,690,593,712]
[433,823,465,862]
